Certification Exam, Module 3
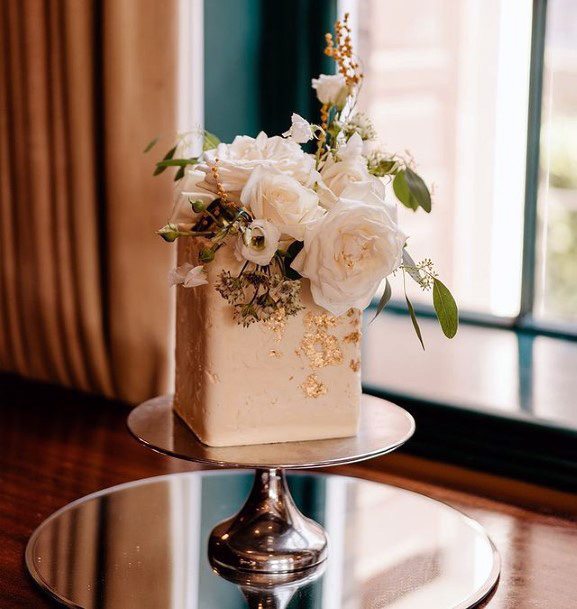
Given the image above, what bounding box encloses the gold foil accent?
[269,349,283,358]
[343,330,361,344]
[349,359,360,372]
[298,330,343,369]
[265,308,287,343]
[297,310,344,369]
[305,311,338,330]
[300,374,328,398]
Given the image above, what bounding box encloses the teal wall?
[204,0,262,140]
[204,0,337,142]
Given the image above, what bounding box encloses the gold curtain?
[0,0,177,402]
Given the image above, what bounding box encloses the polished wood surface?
[1,376,576,608]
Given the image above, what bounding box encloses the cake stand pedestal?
[126,394,416,574]
[25,394,501,609]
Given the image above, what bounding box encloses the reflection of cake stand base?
[25,395,501,608]
[127,394,416,574]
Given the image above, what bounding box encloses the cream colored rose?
[311,73,349,108]
[235,219,281,266]
[240,166,324,240]
[319,134,371,202]
[291,199,406,316]
[169,168,216,229]
[196,132,316,201]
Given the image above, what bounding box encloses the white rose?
[340,178,398,222]
[169,168,217,229]
[235,219,281,266]
[291,199,406,316]
[196,132,316,200]
[168,263,208,288]
[283,113,314,144]
[319,133,371,201]
[311,73,349,108]
[240,166,324,240]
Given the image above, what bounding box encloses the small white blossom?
[169,263,208,288]
[283,113,314,144]
[311,73,349,108]
[235,219,281,266]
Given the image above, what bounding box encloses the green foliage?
[153,157,198,177]
[143,137,159,153]
[369,159,398,177]
[432,279,459,338]
[405,294,425,350]
[370,279,392,323]
[203,130,221,151]
[393,168,431,213]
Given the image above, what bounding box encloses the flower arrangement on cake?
[147,14,458,447]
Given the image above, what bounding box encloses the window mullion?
[518,0,548,323]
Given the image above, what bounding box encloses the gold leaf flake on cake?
[304,311,339,330]
[298,330,343,369]
[343,330,361,344]
[265,308,287,342]
[300,374,328,398]
[349,359,360,372]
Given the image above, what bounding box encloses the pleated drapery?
[0,0,177,403]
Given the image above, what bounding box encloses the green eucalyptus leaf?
[406,295,425,350]
[370,278,392,323]
[154,157,198,176]
[163,145,177,160]
[369,159,398,177]
[203,131,221,151]
[393,171,419,211]
[143,137,159,153]
[402,249,423,285]
[404,167,432,213]
[432,278,459,338]
[174,165,186,181]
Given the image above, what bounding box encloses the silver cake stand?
[26,394,501,609]
[127,394,416,574]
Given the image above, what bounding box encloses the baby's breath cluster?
[342,112,376,141]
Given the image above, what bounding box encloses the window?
[340,0,577,431]
[534,0,577,324]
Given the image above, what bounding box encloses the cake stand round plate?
[26,470,500,609]
[126,394,416,469]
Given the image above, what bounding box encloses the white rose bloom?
[291,199,406,316]
[283,113,314,144]
[240,166,324,240]
[169,168,216,229]
[169,263,208,288]
[318,134,373,206]
[340,179,398,222]
[196,132,316,200]
[311,73,349,108]
[235,219,281,266]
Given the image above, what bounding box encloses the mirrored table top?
[26,471,499,609]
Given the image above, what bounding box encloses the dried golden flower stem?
[316,103,330,157]
[211,158,237,208]
[324,13,362,87]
